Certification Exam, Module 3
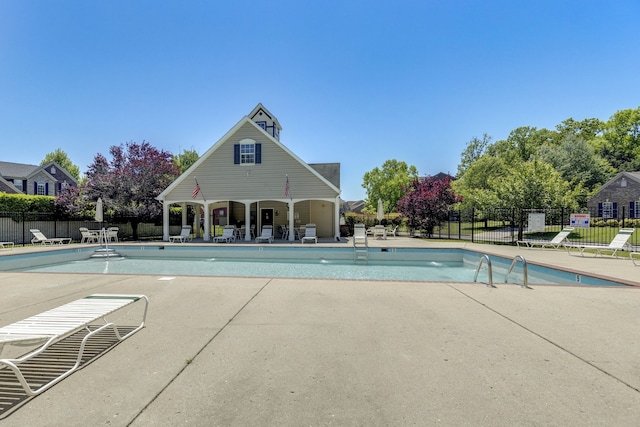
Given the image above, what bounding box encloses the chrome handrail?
[473,254,495,287]
[505,255,531,289]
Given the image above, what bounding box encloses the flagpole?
[194,177,210,238]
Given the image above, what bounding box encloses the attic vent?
[621,178,627,187]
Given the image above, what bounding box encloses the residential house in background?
[0,161,77,196]
[157,103,341,241]
[587,171,640,219]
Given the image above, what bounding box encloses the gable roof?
[596,171,640,193]
[158,105,340,202]
[0,161,41,178]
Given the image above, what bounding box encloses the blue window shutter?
[613,202,618,218]
[234,144,240,164]
[45,183,49,195]
[597,203,602,217]
[630,202,635,219]
[255,143,262,164]
[33,182,37,194]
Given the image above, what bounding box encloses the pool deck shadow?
[0,238,639,426]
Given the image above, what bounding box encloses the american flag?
[285,176,290,198]
[192,182,200,199]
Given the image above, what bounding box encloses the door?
[260,208,274,229]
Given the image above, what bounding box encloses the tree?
[361,159,418,214]
[84,141,179,240]
[397,175,459,237]
[41,148,81,181]
[173,148,200,173]
[599,107,640,171]
[451,154,508,211]
[537,134,613,192]
[555,117,604,141]
[457,133,492,178]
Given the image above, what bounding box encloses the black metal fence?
[3,207,640,248]
[431,206,640,248]
[0,212,177,245]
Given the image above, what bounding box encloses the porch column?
[334,196,341,241]
[245,201,252,241]
[181,202,188,226]
[203,203,211,242]
[162,202,170,241]
[288,200,296,241]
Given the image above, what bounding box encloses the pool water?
[10,253,628,287]
[21,257,481,282]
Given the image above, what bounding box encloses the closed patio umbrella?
[95,198,104,223]
[377,198,384,222]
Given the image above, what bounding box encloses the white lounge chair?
[0,241,15,249]
[565,228,635,257]
[214,226,236,243]
[79,227,99,244]
[0,294,148,396]
[301,224,318,244]
[256,225,274,243]
[386,225,398,238]
[30,229,71,245]
[517,227,574,249]
[170,225,192,243]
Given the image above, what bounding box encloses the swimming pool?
[0,245,629,287]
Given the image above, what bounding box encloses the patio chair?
[0,241,14,249]
[301,224,317,244]
[0,294,148,396]
[79,227,99,244]
[373,225,386,240]
[386,225,398,238]
[516,227,574,249]
[169,225,192,243]
[106,227,119,242]
[565,228,635,257]
[30,229,71,245]
[214,226,236,243]
[255,225,274,243]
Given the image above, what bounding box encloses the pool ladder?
[473,254,531,288]
[353,239,368,262]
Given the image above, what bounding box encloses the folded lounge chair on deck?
[301,224,317,244]
[255,225,274,243]
[30,229,71,245]
[516,227,574,249]
[565,228,635,257]
[214,226,236,243]
[0,294,148,396]
[170,225,192,243]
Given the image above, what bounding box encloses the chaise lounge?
[30,229,72,245]
[0,294,148,396]
[565,228,635,257]
[516,227,574,249]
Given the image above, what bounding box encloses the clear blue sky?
[1,1,639,201]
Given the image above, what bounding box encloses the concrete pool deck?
[0,238,638,425]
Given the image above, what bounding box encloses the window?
[13,179,23,191]
[36,181,46,195]
[635,201,640,219]
[255,121,267,130]
[234,140,262,164]
[240,143,255,164]
[602,201,613,219]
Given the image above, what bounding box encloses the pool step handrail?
[505,255,532,289]
[473,254,495,287]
